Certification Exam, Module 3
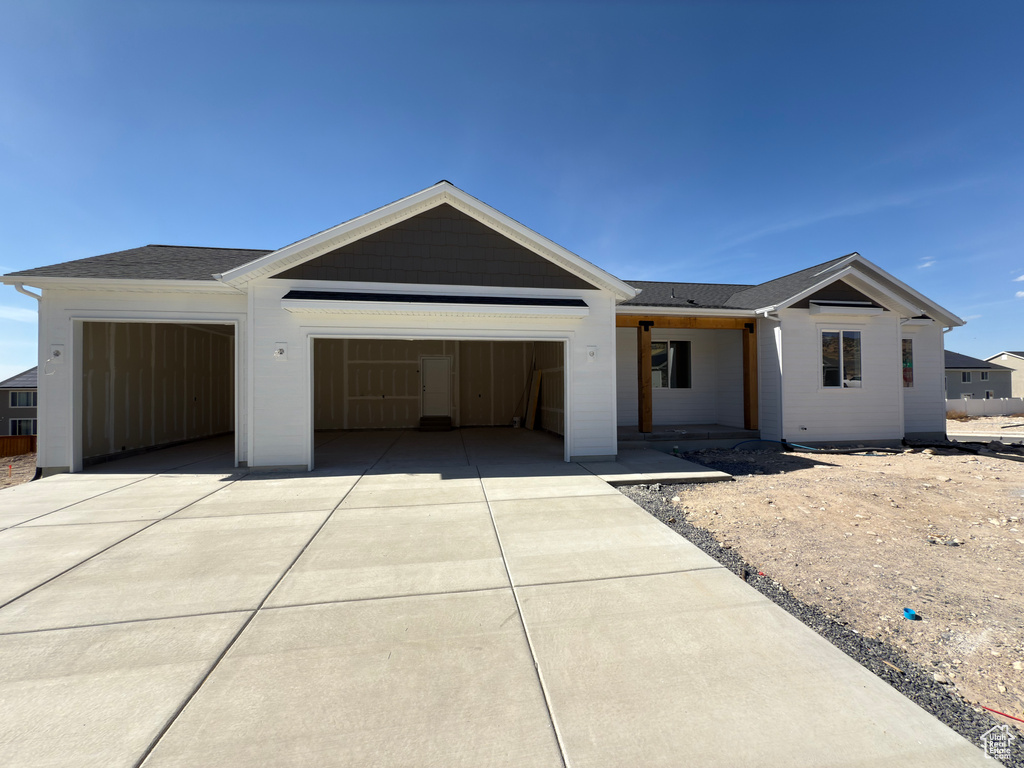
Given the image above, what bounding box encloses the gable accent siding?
[273,204,593,290]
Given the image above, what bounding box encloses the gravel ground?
[622,477,1024,767]
[0,452,36,490]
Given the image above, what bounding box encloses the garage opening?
[80,322,235,466]
[312,338,565,462]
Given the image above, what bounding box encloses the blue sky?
[2,0,1022,382]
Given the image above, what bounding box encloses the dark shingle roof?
[4,245,272,282]
[945,351,1011,371]
[623,254,855,310]
[0,366,37,389]
[622,281,754,309]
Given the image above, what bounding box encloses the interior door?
[421,356,451,417]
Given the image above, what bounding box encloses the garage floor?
[0,432,990,766]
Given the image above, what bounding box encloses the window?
[9,419,37,436]
[961,372,972,383]
[985,390,995,399]
[980,371,989,381]
[962,393,973,400]
[901,339,913,388]
[822,330,862,387]
[9,391,36,408]
[651,340,691,389]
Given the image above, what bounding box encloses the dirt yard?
[947,414,1024,435]
[0,453,37,490]
[673,443,1024,732]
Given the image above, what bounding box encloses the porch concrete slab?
[490,495,721,586]
[517,568,990,768]
[172,472,359,518]
[581,448,732,486]
[142,592,563,768]
[0,612,248,768]
[0,511,327,633]
[0,521,150,605]
[267,502,509,606]
[19,473,238,526]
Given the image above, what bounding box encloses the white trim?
[281,298,589,319]
[843,254,963,327]
[215,182,638,300]
[819,326,865,390]
[1,276,241,294]
[757,266,921,317]
[808,302,884,316]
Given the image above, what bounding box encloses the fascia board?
[277,278,601,300]
[217,182,639,301]
[844,255,964,326]
[281,298,589,319]
[615,305,756,318]
[0,276,242,294]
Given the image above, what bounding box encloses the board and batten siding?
[901,323,946,439]
[778,308,902,442]
[614,327,744,428]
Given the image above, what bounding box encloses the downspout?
[14,284,44,480]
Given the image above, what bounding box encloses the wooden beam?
[616,315,750,330]
[637,323,653,433]
[742,324,759,431]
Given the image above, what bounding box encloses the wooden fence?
[0,435,37,457]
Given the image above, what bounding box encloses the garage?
[79,321,236,466]
[311,337,565,463]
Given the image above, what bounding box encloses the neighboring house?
[944,351,1012,399]
[0,366,38,437]
[985,351,1024,398]
[0,182,963,476]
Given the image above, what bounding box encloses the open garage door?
[312,338,565,461]
[79,321,235,466]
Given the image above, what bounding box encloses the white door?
[421,357,451,417]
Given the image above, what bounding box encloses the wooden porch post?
[742,322,759,431]
[637,321,653,433]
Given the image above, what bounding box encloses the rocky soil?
[0,452,36,490]
[624,442,1024,765]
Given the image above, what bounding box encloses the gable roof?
[0,366,37,389]
[3,245,271,282]
[945,351,1011,371]
[622,252,963,326]
[986,351,1024,362]
[216,181,638,299]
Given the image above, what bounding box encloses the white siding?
[614,326,743,428]
[36,288,247,473]
[779,308,902,443]
[251,280,618,467]
[902,323,946,437]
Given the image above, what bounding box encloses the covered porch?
[615,314,760,442]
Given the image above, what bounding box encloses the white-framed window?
[9,418,37,436]
[980,371,989,381]
[821,330,862,388]
[961,371,972,383]
[651,340,691,389]
[901,338,913,388]
[9,391,36,408]
[985,390,995,399]
[962,393,973,400]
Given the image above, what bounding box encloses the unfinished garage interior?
[79,321,235,465]
[312,338,565,454]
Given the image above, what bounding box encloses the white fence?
[946,397,1024,416]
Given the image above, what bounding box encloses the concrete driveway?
[0,430,990,766]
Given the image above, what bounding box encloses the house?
[985,351,1024,398]
[0,182,963,476]
[0,366,38,437]
[944,351,1012,399]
